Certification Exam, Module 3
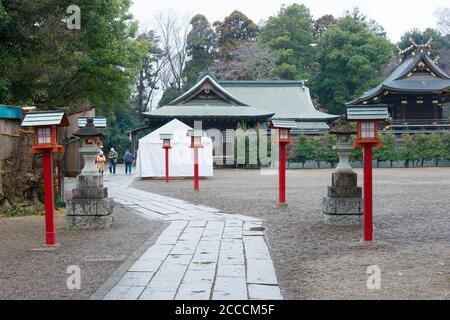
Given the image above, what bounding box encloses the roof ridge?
[167,75,249,107]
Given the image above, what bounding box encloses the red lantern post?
[21,111,69,246]
[187,130,203,191]
[160,134,173,183]
[347,105,388,241]
[270,120,296,205]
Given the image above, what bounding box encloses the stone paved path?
[102,173,282,300]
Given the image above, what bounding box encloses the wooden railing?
[384,119,450,133]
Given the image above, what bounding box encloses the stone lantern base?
[322,172,363,226]
[66,175,114,230]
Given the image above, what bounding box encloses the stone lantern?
[75,118,104,175]
[66,118,114,230]
[322,117,363,225]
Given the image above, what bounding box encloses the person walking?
[124,150,135,175]
[96,151,107,175]
[108,147,118,174]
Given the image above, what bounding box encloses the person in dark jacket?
[124,150,135,175]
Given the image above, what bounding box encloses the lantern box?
[160,133,174,149]
[269,120,297,144]
[21,111,69,153]
[187,130,204,148]
[347,105,389,148]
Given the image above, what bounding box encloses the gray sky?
[130,0,448,42]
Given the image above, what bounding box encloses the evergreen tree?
[183,14,217,87]
[294,134,315,167]
[259,4,316,80]
[213,11,259,61]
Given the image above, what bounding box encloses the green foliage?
[291,133,450,167]
[259,4,316,80]
[294,134,315,164]
[429,133,448,165]
[399,134,416,167]
[414,134,433,166]
[0,0,144,116]
[314,9,394,114]
[158,85,185,107]
[374,133,399,166]
[397,28,450,73]
[316,134,338,165]
[184,14,217,87]
[104,109,140,162]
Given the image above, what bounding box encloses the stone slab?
[323,214,363,226]
[76,174,103,188]
[72,187,108,199]
[248,284,283,300]
[332,172,357,188]
[327,186,362,198]
[322,197,363,215]
[212,276,248,300]
[67,214,113,230]
[66,198,114,217]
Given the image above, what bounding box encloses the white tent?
[136,119,214,178]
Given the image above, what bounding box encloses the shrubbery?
[292,133,450,167]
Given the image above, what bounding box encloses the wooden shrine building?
[143,74,337,134]
[141,73,337,163]
[347,39,450,133]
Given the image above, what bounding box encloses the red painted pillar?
[165,147,170,183]
[363,145,373,241]
[279,142,286,204]
[43,151,56,246]
[194,147,199,191]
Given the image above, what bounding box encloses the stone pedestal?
[323,172,363,225]
[66,174,114,230]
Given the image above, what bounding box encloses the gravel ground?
[133,168,450,300]
[0,206,165,300]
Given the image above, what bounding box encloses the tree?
[183,14,217,87]
[374,133,399,167]
[213,10,259,61]
[314,9,393,114]
[294,134,315,167]
[400,134,416,167]
[154,11,190,93]
[313,14,336,39]
[132,30,166,115]
[429,133,448,166]
[0,0,143,116]
[414,134,433,167]
[310,134,337,167]
[213,40,278,80]
[259,4,316,80]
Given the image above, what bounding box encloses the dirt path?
[0,206,165,300]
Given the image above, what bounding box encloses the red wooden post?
[43,151,56,246]
[165,147,169,183]
[363,145,373,241]
[279,142,286,204]
[194,147,199,191]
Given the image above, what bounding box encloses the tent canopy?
[136,119,213,178]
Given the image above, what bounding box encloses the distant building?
[347,39,450,133]
[140,74,338,164]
